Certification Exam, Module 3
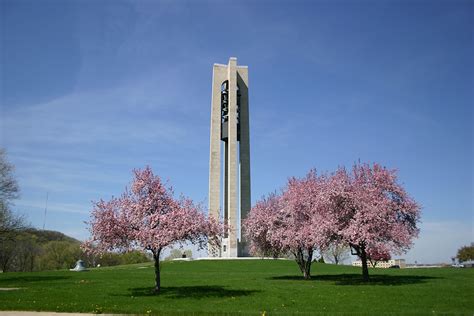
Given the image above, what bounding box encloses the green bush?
[120,251,151,264]
[37,241,82,270]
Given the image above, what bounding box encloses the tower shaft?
[209,57,250,257]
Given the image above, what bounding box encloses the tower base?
[217,238,250,257]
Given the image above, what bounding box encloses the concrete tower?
[209,57,250,257]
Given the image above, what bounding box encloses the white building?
[352,259,406,268]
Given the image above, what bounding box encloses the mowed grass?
[0,260,473,315]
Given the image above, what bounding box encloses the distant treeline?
[0,228,151,272]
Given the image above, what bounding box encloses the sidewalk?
[0,313,127,316]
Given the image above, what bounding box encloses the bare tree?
[0,211,28,273]
[0,149,26,272]
[0,203,25,235]
[323,243,350,265]
[0,203,27,272]
[0,149,23,234]
[0,149,19,203]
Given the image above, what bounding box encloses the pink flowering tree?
[367,246,391,268]
[330,163,421,281]
[243,193,282,258]
[245,170,335,280]
[83,167,222,293]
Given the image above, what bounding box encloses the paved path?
[0,313,125,316]
[0,288,20,291]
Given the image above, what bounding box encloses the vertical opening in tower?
[221,80,229,140]
[237,83,241,141]
[220,80,229,238]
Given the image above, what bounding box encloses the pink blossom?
[83,166,223,293]
[244,163,421,281]
[244,170,335,279]
[330,162,421,280]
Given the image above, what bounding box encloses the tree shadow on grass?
[0,275,71,285]
[127,285,259,299]
[271,274,440,286]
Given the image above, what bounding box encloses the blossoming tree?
[245,170,335,279]
[366,246,391,268]
[243,193,282,258]
[84,167,222,293]
[246,163,420,282]
[330,163,421,281]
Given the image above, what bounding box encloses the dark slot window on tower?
[237,84,241,141]
[221,80,229,123]
[221,80,229,140]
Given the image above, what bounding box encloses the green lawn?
[0,260,472,315]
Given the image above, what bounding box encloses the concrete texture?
[208,58,250,257]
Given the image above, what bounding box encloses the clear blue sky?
[1,0,472,263]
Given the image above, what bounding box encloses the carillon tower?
[208,57,250,257]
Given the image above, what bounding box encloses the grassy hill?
[0,260,472,315]
[23,228,80,244]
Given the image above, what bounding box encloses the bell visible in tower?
[208,57,250,257]
[221,80,229,141]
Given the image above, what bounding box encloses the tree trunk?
[304,248,313,280]
[153,248,162,293]
[360,247,370,282]
[295,248,313,280]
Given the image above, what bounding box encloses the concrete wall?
[208,57,250,257]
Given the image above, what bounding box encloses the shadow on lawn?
[0,275,71,284]
[271,274,439,286]
[127,285,259,299]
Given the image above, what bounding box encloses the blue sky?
[1,0,472,263]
